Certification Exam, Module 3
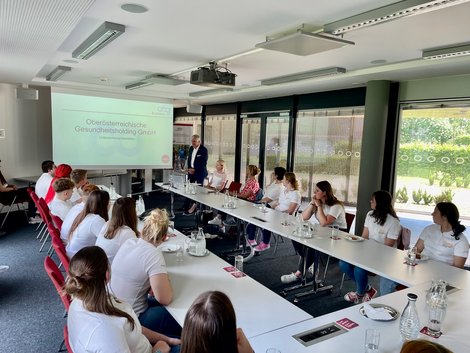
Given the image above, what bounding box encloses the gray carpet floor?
[0,191,379,352]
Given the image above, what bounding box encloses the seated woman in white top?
[339,190,401,303]
[110,209,181,337]
[180,291,253,353]
[281,180,347,284]
[416,202,469,268]
[206,159,227,191]
[247,171,300,252]
[96,196,138,264]
[48,178,74,221]
[61,184,100,243]
[65,190,109,259]
[65,246,180,353]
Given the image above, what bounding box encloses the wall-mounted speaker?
[186,104,202,114]
[16,87,39,100]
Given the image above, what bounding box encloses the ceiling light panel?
[189,88,233,97]
[324,0,470,35]
[46,65,71,81]
[422,42,470,59]
[261,67,346,85]
[72,21,125,60]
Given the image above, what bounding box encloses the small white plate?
[160,244,181,253]
[187,249,210,257]
[345,235,364,242]
[359,303,399,321]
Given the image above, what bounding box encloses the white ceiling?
[1,0,470,107]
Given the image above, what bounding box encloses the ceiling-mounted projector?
[190,61,236,87]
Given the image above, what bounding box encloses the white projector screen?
[52,92,173,169]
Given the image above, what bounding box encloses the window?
[293,107,364,204]
[204,115,236,183]
[395,102,470,218]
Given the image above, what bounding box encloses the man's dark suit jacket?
[187,145,208,184]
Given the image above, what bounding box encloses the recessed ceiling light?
[370,59,387,65]
[121,3,148,13]
[63,59,79,64]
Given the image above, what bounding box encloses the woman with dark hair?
[400,339,453,353]
[65,190,109,258]
[65,246,179,353]
[95,197,138,264]
[339,190,401,303]
[110,209,181,337]
[249,172,301,252]
[180,291,253,353]
[236,165,260,201]
[416,202,469,268]
[281,180,346,284]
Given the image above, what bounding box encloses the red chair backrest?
[345,213,355,233]
[51,236,70,273]
[44,256,71,311]
[27,187,39,205]
[51,214,63,231]
[63,325,73,353]
[38,197,52,224]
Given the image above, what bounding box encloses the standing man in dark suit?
[183,134,208,215]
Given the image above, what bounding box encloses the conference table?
[157,183,470,352]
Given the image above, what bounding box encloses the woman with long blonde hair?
[110,208,181,337]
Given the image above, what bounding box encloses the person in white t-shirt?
[70,169,88,205]
[206,159,227,191]
[65,246,180,353]
[61,184,100,244]
[110,208,181,337]
[96,197,138,264]
[65,190,109,259]
[48,178,74,221]
[340,190,401,303]
[416,202,469,268]
[281,180,346,284]
[35,160,55,199]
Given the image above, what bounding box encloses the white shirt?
[364,211,401,246]
[61,203,84,243]
[190,146,199,168]
[35,173,53,199]
[309,203,347,229]
[419,224,469,265]
[96,224,137,264]
[275,189,301,213]
[209,171,226,189]
[49,198,73,221]
[110,238,167,316]
[70,188,82,205]
[66,214,106,258]
[68,297,151,353]
[264,182,283,207]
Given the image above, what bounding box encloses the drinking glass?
[427,305,445,337]
[176,242,184,263]
[364,329,380,353]
[330,225,339,237]
[406,246,417,265]
[235,255,243,272]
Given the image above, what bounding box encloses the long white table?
[158,183,470,351]
[160,232,313,338]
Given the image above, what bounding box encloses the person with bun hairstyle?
[65,190,109,258]
[416,202,469,268]
[65,246,180,353]
[180,291,253,353]
[110,208,181,337]
[400,339,453,353]
[95,196,138,264]
[236,165,260,201]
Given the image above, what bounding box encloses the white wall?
[0,83,52,180]
[399,74,470,101]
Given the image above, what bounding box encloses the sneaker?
[28,216,42,224]
[246,239,257,247]
[344,291,364,304]
[281,273,301,284]
[364,287,378,302]
[254,242,270,252]
[208,217,222,225]
[0,265,9,273]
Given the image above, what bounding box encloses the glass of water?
[364,329,380,353]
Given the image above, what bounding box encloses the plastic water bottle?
[399,293,420,341]
[195,227,206,256]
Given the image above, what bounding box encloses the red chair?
[51,234,70,273]
[37,198,53,252]
[226,181,242,194]
[44,256,71,311]
[51,214,63,231]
